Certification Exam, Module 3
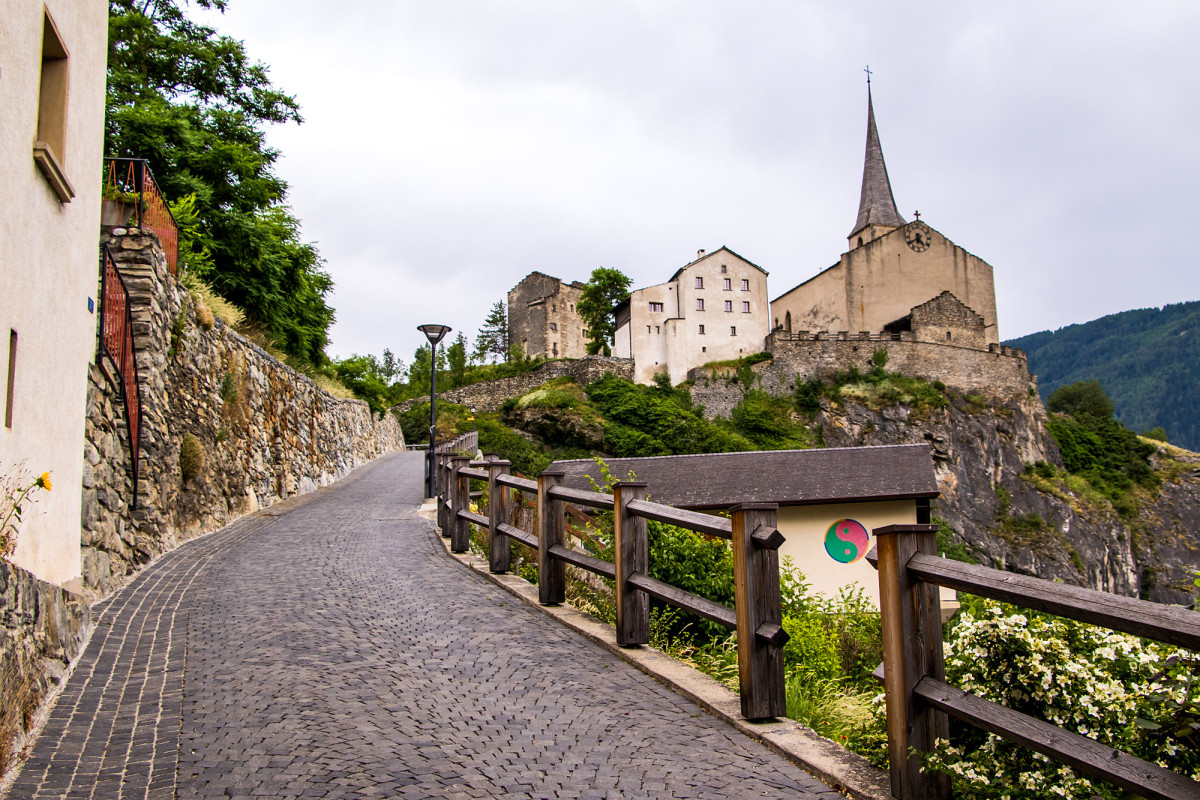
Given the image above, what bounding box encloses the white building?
[0,1,109,591]
[614,247,771,385]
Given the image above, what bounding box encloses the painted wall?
[0,0,108,591]
[777,500,917,608]
[772,221,999,344]
[616,249,771,384]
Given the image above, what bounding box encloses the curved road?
[10,452,843,799]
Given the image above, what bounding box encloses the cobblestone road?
[9,452,844,799]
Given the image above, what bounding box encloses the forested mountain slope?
[1006,301,1200,451]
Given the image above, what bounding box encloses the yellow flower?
[37,472,51,491]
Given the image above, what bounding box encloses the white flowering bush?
[923,600,1200,799]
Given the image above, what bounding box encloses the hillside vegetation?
[1006,300,1200,451]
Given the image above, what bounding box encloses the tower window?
[699,325,705,335]
[857,236,864,246]
[33,10,74,202]
[720,265,727,273]
[649,302,663,312]
[946,331,952,341]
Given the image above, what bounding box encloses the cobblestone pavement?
[9,452,845,799]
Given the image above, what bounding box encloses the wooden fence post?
[614,481,650,646]
[731,502,788,720]
[537,469,566,605]
[875,523,950,800]
[450,456,470,553]
[488,460,512,573]
[436,453,448,533]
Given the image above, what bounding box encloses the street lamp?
[417,323,451,499]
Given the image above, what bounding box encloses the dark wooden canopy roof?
[549,444,938,510]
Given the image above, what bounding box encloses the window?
[570,304,574,311]
[549,322,557,331]
[742,301,751,313]
[720,265,727,273]
[551,304,556,312]
[723,300,732,312]
[730,326,737,336]
[695,277,703,289]
[699,325,705,335]
[646,326,651,333]
[655,326,660,334]
[5,331,16,428]
[741,279,750,291]
[701,346,707,352]
[723,278,731,290]
[649,302,663,312]
[33,10,73,202]
[696,299,704,311]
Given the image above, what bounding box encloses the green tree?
[476,301,511,363]
[1047,380,1115,419]
[577,267,631,356]
[106,0,334,368]
[447,333,468,389]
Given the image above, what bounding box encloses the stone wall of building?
[394,356,634,415]
[507,272,588,359]
[0,560,89,774]
[81,230,404,599]
[687,332,1033,419]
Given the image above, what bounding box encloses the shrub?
[782,615,841,680]
[179,433,205,482]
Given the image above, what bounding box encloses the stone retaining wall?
[394,356,634,415]
[0,561,89,774]
[82,230,404,598]
[688,335,1034,419]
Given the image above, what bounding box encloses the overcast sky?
[194,1,1200,366]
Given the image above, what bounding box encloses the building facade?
[507,272,589,360]
[771,89,1000,346]
[614,247,771,385]
[0,0,109,591]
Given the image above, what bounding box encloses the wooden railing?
[102,158,179,275]
[99,245,140,507]
[433,453,790,719]
[868,524,1200,800]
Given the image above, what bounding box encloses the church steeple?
[849,85,905,248]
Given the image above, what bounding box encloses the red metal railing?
[100,246,141,506]
[102,158,179,275]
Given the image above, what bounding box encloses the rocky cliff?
[809,392,1199,605]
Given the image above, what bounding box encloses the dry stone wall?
[688,333,1033,419]
[82,230,404,599]
[394,356,634,415]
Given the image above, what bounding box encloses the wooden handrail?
[907,553,1200,651]
[457,509,489,528]
[547,484,615,511]
[627,573,736,630]
[548,544,616,580]
[497,522,539,550]
[625,499,732,539]
[496,473,538,492]
[914,677,1197,800]
[457,467,489,481]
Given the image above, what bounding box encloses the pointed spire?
[851,87,905,237]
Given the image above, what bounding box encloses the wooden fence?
[432,451,1200,798]
[433,452,790,720]
[867,524,1200,800]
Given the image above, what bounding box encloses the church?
[770,88,1000,349]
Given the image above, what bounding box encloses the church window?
[857,237,864,246]
[724,300,732,312]
[723,278,731,290]
[698,325,705,335]
[742,301,751,313]
[741,279,750,291]
[695,277,703,289]
[552,342,558,356]
[649,302,663,312]
[730,326,737,336]
[696,299,704,311]
[5,330,16,428]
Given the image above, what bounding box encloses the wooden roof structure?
[550,444,938,510]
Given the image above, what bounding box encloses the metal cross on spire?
[864,65,872,85]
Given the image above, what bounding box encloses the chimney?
[697,249,706,258]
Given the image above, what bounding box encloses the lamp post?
[417,323,451,499]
